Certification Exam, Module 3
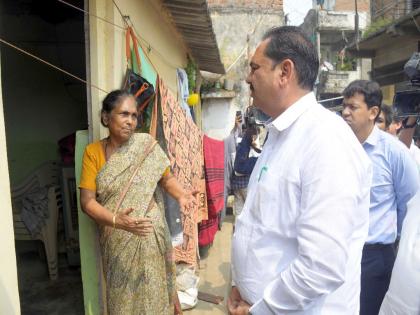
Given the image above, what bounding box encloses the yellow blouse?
[79,139,170,192]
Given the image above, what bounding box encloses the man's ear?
[369,106,380,122]
[277,59,294,85]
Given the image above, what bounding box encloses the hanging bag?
[122,27,155,128]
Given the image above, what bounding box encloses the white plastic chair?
[11,161,62,280]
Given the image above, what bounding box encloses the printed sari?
[96,133,176,315]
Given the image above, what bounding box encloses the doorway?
[0,0,87,313]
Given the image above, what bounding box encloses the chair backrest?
[11,161,61,213]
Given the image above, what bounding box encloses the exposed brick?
[207,0,283,10]
[334,0,370,12]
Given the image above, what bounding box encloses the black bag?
[123,27,155,128]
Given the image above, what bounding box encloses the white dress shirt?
[231,92,372,314]
[410,140,420,171]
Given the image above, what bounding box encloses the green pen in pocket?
[258,166,268,182]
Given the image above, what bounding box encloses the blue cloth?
[231,133,258,190]
[363,126,419,244]
[234,133,258,175]
[360,244,396,315]
[176,68,192,118]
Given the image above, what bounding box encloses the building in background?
[302,0,371,106]
[0,0,224,313]
[348,0,420,105]
[201,0,284,140]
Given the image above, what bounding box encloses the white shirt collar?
[268,92,315,132]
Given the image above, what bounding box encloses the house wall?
[0,50,21,315]
[205,3,284,139]
[202,98,235,140]
[88,0,189,141]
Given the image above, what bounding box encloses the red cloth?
[199,135,224,247]
[203,135,225,217]
[198,217,219,247]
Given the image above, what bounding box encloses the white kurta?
[232,92,372,314]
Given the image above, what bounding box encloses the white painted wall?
[0,49,21,315]
[201,98,237,140]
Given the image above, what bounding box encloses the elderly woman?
[79,90,193,314]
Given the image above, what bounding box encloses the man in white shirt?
[228,26,372,315]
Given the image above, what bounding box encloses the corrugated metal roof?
[162,0,225,74]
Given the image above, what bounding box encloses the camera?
[243,106,270,130]
[393,53,420,119]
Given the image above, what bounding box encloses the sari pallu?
[96,133,176,315]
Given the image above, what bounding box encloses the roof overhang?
[347,7,420,58]
[162,0,225,74]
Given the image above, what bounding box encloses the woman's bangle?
[112,214,116,229]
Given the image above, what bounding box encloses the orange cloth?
[79,139,170,192]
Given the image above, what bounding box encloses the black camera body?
[243,106,269,130]
[393,53,420,118]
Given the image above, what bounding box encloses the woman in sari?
[80,90,194,314]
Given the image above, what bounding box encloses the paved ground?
[16,215,234,315]
[185,215,233,315]
[16,241,83,315]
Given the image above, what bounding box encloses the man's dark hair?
[262,26,319,90]
[378,103,393,129]
[342,80,382,119]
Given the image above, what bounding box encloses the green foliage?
[185,57,197,94]
[200,81,215,92]
[363,17,392,39]
[335,55,356,71]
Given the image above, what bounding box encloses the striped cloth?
[199,135,225,246]
[203,135,225,217]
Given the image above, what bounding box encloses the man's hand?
[227,287,251,315]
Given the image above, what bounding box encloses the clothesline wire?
[59,0,179,72]
[0,37,108,94]
[57,0,125,31]
[126,17,179,72]
[110,0,160,72]
[0,1,181,99]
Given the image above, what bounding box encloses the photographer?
[231,124,261,219]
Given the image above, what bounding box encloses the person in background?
[342,80,419,315]
[222,113,243,227]
[228,26,372,315]
[79,90,196,315]
[376,103,393,132]
[377,105,420,171]
[231,125,260,220]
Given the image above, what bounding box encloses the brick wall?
[207,0,283,10]
[370,0,409,20]
[334,0,369,12]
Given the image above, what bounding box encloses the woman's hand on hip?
[115,207,153,236]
